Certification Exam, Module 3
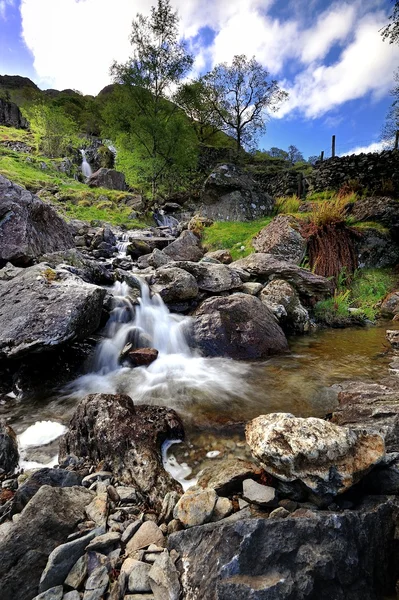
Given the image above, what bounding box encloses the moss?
[41,267,58,283]
[202,217,273,260]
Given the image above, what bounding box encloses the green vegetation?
[274,195,301,215]
[202,217,273,260]
[25,103,79,157]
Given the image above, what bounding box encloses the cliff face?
[0,98,28,129]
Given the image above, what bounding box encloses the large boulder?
[0,98,28,129]
[232,253,332,299]
[252,216,306,264]
[87,168,127,191]
[199,164,274,221]
[0,485,94,600]
[169,497,399,600]
[246,413,385,496]
[331,380,399,452]
[381,291,399,318]
[259,279,310,333]
[151,267,199,303]
[163,231,204,262]
[173,261,243,293]
[356,227,399,268]
[0,175,74,267]
[59,394,184,511]
[0,263,106,359]
[192,293,288,359]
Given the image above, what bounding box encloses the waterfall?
[80,149,92,178]
[154,209,180,236]
[116,233,130,257]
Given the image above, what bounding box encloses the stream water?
[80,149,92,178]
[2,280,398,482]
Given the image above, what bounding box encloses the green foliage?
[25,103,79,158]
[63,203,146,227]
[314,290,352,321]
[202,217,273,260]
[306,190,337,202]
[274,195,301,214]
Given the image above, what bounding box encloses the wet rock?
[126,521,165,554]
[260,279,310,333]
[204,249,233,264]
[331,380,399,452]
[127,239,152,259]
[173,488,217,528]
[0,264,106,359]
[199,164,274,221]
[387,330,399,350]
[127,347,159,367]
[151,267,198,302]
[59,394,184,511]
[32,586,63,600]
[232,253,332,299]
[173,260,242,293]
[127,560,152,593]
[91,227,116,250]
[242,479,277,507]
[246,413,385,496]
[0,174,74,267]
[163,230,203,262]
[39,528,101,593]
[0,485,94,600]
[192,293,288,359]
[252,216,306,264]
[88,168,126,191]
[381,291,399,318]
[169,496,399,600]
[40,249,114,285]
[196,458,263,496]
[0,422,18,474]
[149,550,181,600]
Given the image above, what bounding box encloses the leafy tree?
[109,0,195,197]
[203,55,288,156]
[174,80,222,144]
[381,0,399,44]
[266,147,289,159]
[287,144,304,164]
[381,1,399,145]
[26,103,78,157]
[307,155,321,165]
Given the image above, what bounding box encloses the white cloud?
[0,0,14,19]
[341,140,392,155]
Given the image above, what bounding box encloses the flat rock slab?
[0,263,106,359]
[246,413,385,496]
[242,480,277,507]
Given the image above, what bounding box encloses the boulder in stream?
[252,215,307,264]
[0,263,106,359]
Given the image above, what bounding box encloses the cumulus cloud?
[341,140,392,155]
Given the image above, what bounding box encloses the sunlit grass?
[201,217,273,260]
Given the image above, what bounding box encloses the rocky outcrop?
[0,422,18,474]
[169,496,399,600]
[233,253,332,299]
[381,291,399,318]
[173,261,243,293]
[252,216,306,264]
[356,227,399,268]
[246,413,385,496]
[199,164,274,221]
[0,485,94,600]
[163,230,204,262]
[192,293,288,359]
[0,175,74,267]
[59,394,184,510]
[348,196,399,240]
[0,98,28,129]
[0,263,106,358]
[87,168,127,191]
[151,267,199,303]
[260,279,310,333]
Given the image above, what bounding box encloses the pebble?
[269,507,290,519]
[82,472,113,487]
[85,565,109,592]
[86,531,121,553]
[126,521,165,554]
[85,493,108,527]
[64,554,88,589]
[127,560,152,593]
[211,497,233,522]
[242,479,277,507]
[173,488,217,528]
[121,518,144,545]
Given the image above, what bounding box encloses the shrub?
[274,195,301,215]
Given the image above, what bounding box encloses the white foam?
[19,455,59,471]
[162,440,196,491]
[18,421,67,450]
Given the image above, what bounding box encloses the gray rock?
[158,492,181,525]
[196,458,263,496]
[0,262,23,281]
[381,291,399,318]
[260,279,310,333]
[32,586,63,600]
[252,215,306,264]
[0,98,28,129]
[0,485,94,600]
[39,528,101,592]
[121,519,144,544]
[64,554,88,589]
[151,267,198,302]
[173,488,217,528]
[211,497,233,522]
[242,479,277,507]
[126,521,165,554]
[246,413,385,496]
[127,560,152,593]
[269,507,290,519]
[240,282,263,295]
[192,293,288,359]
[204,249,233,264]
[63,592,80,600]
[59,394,184,512]
[0,264,106,359]
[88,168,126,191]
[387,330,399,350]
[0,421,18,474]
[356,227,399,269]
[85,531,121,553]
[199,164,274,221]
[232,253,332,299]
[173,261,242,293]
[85,493,108,526]
[149,551,181,600]
[0,174,74,267]
[163,230,203,262]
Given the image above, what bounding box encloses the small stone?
[127,560,152,593]
[211,496,233,522]
[149,550,181,600]
[291,508,317,518]
[167,519,183,535]
[269,507,290,519]
[242,479,277,507]
[82,472,113,487]
[65,554,88,589]
[116,486,140,504]
[32,586,63,600]
[63,592,80,600]
[85,531,121,553]
[85,493,108,526]
[85,565,109,592]
[238,498,249,510]
[173,488,217,528]
[121,518,143,545]
[158,491,180,525]
[124,595,155,600]
[126,521,165,554]
[107,485,120,503]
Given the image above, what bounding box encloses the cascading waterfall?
[80,149,92,178]
[116,233,130,257]
[154,209,180,236]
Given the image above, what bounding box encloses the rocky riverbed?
[2,172,399,599]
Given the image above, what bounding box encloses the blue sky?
[1,0,398,158]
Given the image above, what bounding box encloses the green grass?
[201,217,273,260]
[350,221,390,235]
[306,190,337,202]
[274,195,301,215]
[0,124,34,144]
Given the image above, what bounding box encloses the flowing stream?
[80,149,92,178]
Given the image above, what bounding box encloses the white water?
[66,279,251,409]
[80,149,92,178]
[116,233,130,257]
[17,420,66,471]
